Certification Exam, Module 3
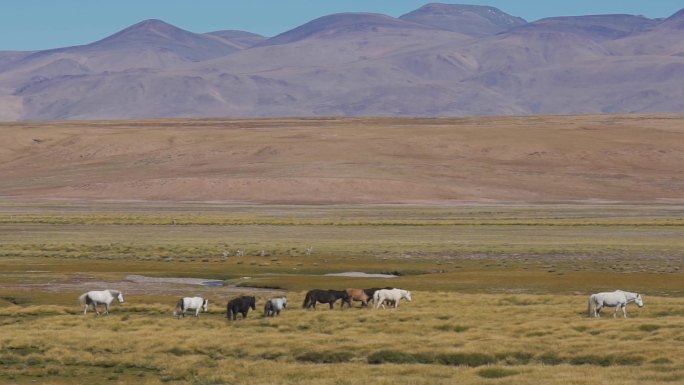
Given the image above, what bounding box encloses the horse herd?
[78,287,413,319]
[78,288,644,319]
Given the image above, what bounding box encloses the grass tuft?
[477,367,519,379]
[296,351,354,364]
[638,324,661,332]
[435,353,496,367]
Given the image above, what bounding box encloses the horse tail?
[78,293,88,305]
[587,294,595,317]
[173,298,184,317]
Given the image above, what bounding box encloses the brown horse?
[345,288,370,308]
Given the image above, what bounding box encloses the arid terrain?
[1,115,683,203]
[1,115,683,385]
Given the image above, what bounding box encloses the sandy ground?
[0,115,682,203]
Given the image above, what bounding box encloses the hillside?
[2,4,684,120]
[1,115,682,203]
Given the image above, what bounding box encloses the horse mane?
[107,289,121,296]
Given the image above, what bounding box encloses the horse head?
[403,290,412,301]
[635,294,644,307]
[203,299,209,312]
[116,291,125,303]
[282,297,288,308]
[249,296,256,310]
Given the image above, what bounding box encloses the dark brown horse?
[302,289,350,310]
[226,296,256,320]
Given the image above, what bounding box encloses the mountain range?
[1,3,684,120]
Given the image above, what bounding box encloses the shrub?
[613,355,644,366]
[651,357,673,365]
[367,350,421,364]
[25,356,43,366]
[0,354,20,365]
[569,354,643,367]
[192,375,229,385]
[435,353,496,367]
[259,351,283,360]
[296,351,353,364]
[434,324,469,333]
[570,355,613,367]
[538,352,563,365]
[477,367,518,379]
[166,347,191,356]
[638,324,661,332]
[496,351,534,365]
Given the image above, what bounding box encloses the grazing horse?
[302,289,351,310]
[345,288,369,308]
[374,288,411,309]
[173,297,208,319]
[264,296,288,317]
[226,296,256,320]
[588,290,643,318]
[78,290,124,315]
[363,287,394,305]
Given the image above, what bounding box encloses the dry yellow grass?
[0,292,682,385]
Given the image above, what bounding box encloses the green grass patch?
[537,352,563,365]
[367,350,427,364]
[296,351,354,364]
[569,355,644,367]
[477,367,519,379]
[434,324,469,333]
[638,324,662,332]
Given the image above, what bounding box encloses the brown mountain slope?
[1,115,682,204]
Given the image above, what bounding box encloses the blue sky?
[2,1,682,50]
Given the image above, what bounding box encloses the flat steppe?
[1,114,683,203]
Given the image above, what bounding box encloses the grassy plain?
[0,201,683,384]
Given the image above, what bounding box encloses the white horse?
[173,296,208,319]
[374,288,412,309]
[588,290,643,318]
[78,290,124,315]
[264,296,288,317]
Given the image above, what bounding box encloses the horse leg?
[613,305,619,318]
[92,303,100,315]
[104,302,109,315]
[83,304,88,315]
[329,301,334,310]
[622,304,627,318]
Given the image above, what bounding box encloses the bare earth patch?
[1,115,683,203]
